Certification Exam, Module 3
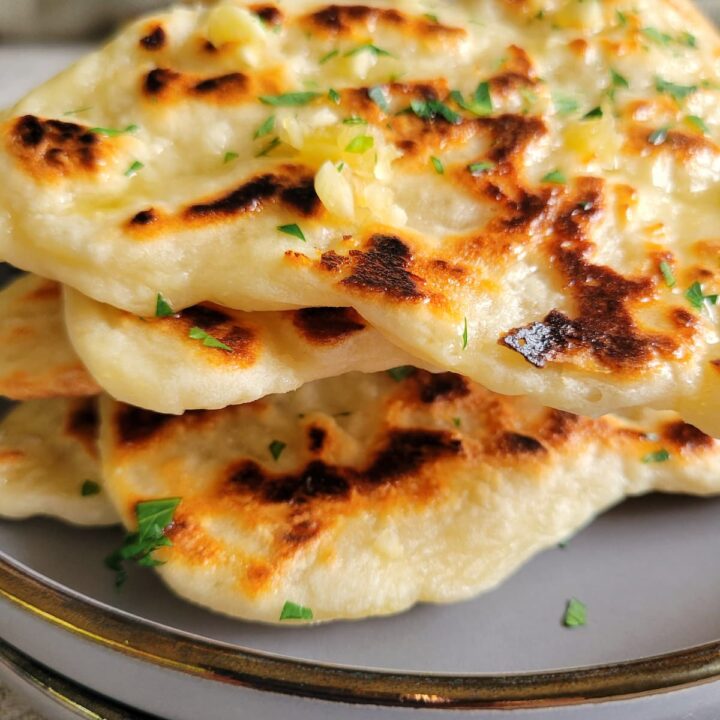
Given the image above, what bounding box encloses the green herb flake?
[642,27,673,46]
[63,106,92,116]
[686,115,709,134]
[611,68,629,89]
[430,156,444,174]
[616,10,628,26]
[642,448,671,463]
[686,281,718,310]
[81,480,101,497]
[254,115,276,139]
[260,91,320,107]
[387,366,415,382]
[269,439,287,461]
[319,49,339,64]
[582,106,603,120]
[553,93,579,116]
[255,136,281,158]
[155,293,174,318]
[344,43,392,58]
[342,115,368,125]
[655,76,697,103]
[461,316,468,350]
[188,327,232,352]
[542,169,567,184]
[678,31,697,48]
[124,160,144,177]
[452,417,462,428]
[105,497,181,588]
[648,126,669,146]
[279,600,313,621]
[368,85,390,112]
[562,598,587,628]
[223,151,239,164]
[336,161,345,171]
[423,12,439,23]
[328,88,341,104]
[659,261,676,288]
[277,223,307,242]
[90,124,139,137]
[409,98,461,124]
[467,161,495,175]
[345,135,374,153]
[451,81,492,116]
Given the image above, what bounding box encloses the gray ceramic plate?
[2,12,720,718]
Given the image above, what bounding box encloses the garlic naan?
[0,397,116,526]
[100,370,720,623]
[1,0,719,434]
[0,273,99,400]
[64,287,414,413]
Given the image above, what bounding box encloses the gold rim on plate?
[2,554,720,710]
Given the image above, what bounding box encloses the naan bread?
[100,370,720,623]
[64,287,415,413]
[1,0,719,434]
[0,274,98,400]
[0,398,116,525]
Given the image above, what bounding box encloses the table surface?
[3,1,720,717]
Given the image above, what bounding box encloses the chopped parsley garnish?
[648,126,669,146]
[254,115,275,139]
[610,68,629,89]
[345,135,374,153]
[342,116,367,125]
[260,91,320,106]
[387,366,415,382]
[562,598,587,628]
[279,600,313,621]
[582,106,603,119]
[686,115,709,134]
[344,43,392,58]
[659,261,676,288]
[451,81,492,116]
[124,160,144,177]
[155,293,174,318]
[686,281,718,310]
[542,169,567,184]
[409,98,461,124]
[319,49,339,64]
[467,161,495,175]
[188,327,232,351]
[328,88,341,104]
[255,136,281,158]
[368,85,390,112]
[679,31,697,48]
[223,151,239,164]
[269,439,286,461]
[63,106,92,116]
[553,93,579,116]
[277,223,306,241]
[452,417,462,428]
[423,12,439,23]
[461,316,468,350]
[642,27,673,46]
[616,10,628,26]
[336,161,345,171]
[430,156,444,174]
[655,77,697,103]
[81,480,101,497]
[90,124,138,136]
[105,497,181,588]
[642,448,671,463]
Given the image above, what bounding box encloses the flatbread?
[64,287,415,413]
[0,274,98,400]
[0,397,116,526]
[1,0,719,434]
[100,370,720,623]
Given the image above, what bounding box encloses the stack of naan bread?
[1,0,719,623]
